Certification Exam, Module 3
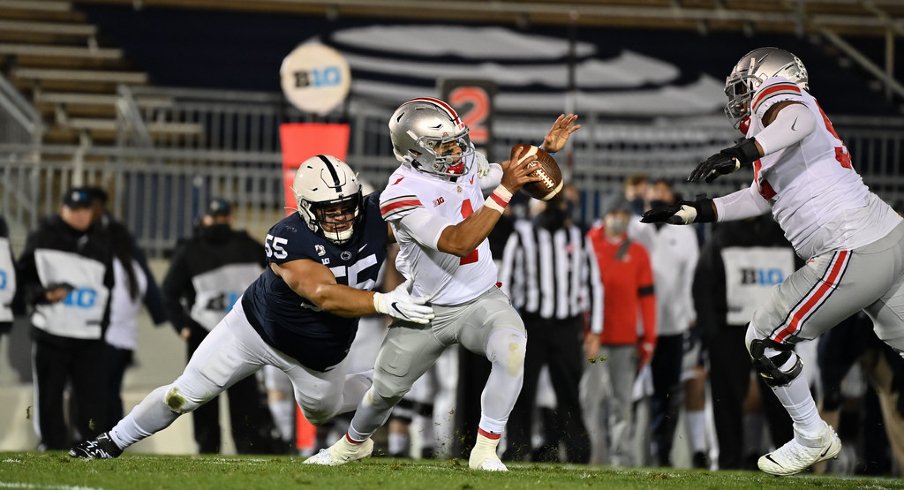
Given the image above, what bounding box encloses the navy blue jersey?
[242,192,387,372]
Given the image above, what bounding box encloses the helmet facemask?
[411,128,474,178]
[723,48,809,130]
[299,191,362,245]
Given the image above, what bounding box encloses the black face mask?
[535,206,566,230]
[201,223,232,242]
[649,199,669,210]
[630,197,645,216]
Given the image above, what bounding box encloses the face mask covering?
[535,207,566,230]
[630,197,645,216]
[605,216,628,236]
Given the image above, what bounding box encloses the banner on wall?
[279,123,350,214]
[438,79,496,161]
[278,122,349,452]
[280,43,351,115]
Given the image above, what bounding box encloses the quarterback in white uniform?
[643,48,904,476]
[306,97,579,471]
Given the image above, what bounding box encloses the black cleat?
[69,432,123,459]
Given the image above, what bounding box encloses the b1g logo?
[740,268,784,286]
[63,288,97,308]
[294,66,343,88]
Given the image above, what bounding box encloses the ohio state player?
[643,48,904,476]
[305,97,579,471]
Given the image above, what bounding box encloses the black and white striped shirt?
[499,219,603,325]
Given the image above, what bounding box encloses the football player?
[69,155,435,459]
[305,98,579,471]
[642,47,904,475]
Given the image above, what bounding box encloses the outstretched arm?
[542,113,581,153]
[688,101,816,183]
[270,259,433,323]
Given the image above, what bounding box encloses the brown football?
[510,144,564,201]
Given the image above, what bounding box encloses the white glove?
[373,279,434,324]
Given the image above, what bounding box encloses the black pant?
[650,332,684,466]
[503,314,590,463]
[104,343,133,430]
[32,335,107,450]
[187,327,273,454]
[708,325,793,469]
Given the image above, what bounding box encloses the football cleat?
[468,446,508,472]
[758,423,841,476]
[303,436,373,466]
[68,432,123,460]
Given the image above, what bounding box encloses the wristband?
[484,185,512,214]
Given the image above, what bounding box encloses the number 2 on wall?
[459,199,479,265]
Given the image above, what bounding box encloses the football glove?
[641,198,716,225]
[688,138,760,183]
[373,279,435,324]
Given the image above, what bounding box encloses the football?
[510,144,564,201]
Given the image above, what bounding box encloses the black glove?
[641,199,716,224]
[688,138,760,183]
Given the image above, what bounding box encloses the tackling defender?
[69,155,434,459]
[643,48,904,475]
[306,98,579,471]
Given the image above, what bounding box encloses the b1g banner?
[438,79,496,160]
[278,122,349,452]
[721,246,796,326]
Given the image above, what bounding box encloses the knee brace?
[748,338,803,387]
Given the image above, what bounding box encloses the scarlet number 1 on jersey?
[459,199,479,265]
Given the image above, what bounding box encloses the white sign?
[280,43,351,115]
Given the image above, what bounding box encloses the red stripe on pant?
[772,250,849,344]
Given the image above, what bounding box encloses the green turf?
[1,452,903,490]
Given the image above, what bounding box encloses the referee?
[498,194,601,463]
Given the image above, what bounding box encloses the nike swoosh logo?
[765,454,783,467]
[820,447,831,458]
[791,117,799,131]
[358,243,368,252]
[390,302,410,319]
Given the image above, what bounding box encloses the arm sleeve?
[637,246,657,346]
[751,76,805,119]
[15,231,45,307]
[681,229,701,326]
[754,102,816,155]
[586,235,605,335]
[395,208,454,252]
[133,236,167,326]
[161,245,196,334]
[713,184,772,222]
[473,150,503,191]
[692,236,727,340]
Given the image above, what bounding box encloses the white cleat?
[468,447,508,472]
[758,423,841,476]
[303,437,374,466]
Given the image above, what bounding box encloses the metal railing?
[2,83,904,255]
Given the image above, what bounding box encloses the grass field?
[2,453,904,490]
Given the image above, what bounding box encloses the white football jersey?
[380,163,497,306]
[746,76,901,259]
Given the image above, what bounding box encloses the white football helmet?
[292,154,362,245]
[724,47,809,128]
[389,97,474,179]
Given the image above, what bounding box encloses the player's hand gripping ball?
[510,144,563,201]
